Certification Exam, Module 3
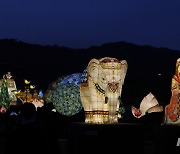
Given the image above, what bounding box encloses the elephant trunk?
[108,103,117,123]
[105,84,121,123]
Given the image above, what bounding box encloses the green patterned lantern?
[44,76,66,103]
[52,73,83,116]
[53,83,82,116]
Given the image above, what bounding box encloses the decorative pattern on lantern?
[44,76,66,103]
[60,73,82,86]
[52,73,83,116]
[80,57,128,124]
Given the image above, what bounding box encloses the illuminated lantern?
[131,92,163,119]
[0,72,17,103]
[44,76,66,103]
[80,57,128,124]
[164,58,180,124]
[53,73,83,116]
[50,57,127,123]
[32,98,44,110]
[0,72,16,108]
[0,72,17,93]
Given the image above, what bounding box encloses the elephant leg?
[84,111,93,123]
[91,96,104,124]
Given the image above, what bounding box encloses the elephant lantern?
[80,57,128,124]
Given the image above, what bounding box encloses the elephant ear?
[119,60,128,85]
[87,58,100,83]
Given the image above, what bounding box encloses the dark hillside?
[1,39,180,107]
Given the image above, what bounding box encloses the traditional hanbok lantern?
[164,58,180,125]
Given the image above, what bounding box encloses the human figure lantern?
[80,57,128,124]
[165,58,180,124]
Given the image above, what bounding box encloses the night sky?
[0,0,180,50]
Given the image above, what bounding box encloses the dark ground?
[0,103,179,154]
